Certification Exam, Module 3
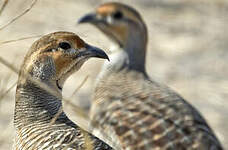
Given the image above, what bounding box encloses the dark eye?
[113,11,123,19]
[58,42,71,50]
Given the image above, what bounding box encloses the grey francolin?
[78,2,223,150]
[14,31,113,149]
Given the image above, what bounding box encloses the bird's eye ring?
[45,48,56,52]
[113,11,123,19]
[58,42,71,50]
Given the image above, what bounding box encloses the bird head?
[19,31,109,90]
[78,2,148,48]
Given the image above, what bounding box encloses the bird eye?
[58,42,71,50]
[113,11,123,19]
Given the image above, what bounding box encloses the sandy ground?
[0,0,227,149]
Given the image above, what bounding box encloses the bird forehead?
[55,34,86,49]
[29,32,86,54]
[97,3,141,22]
[97,5,116,16]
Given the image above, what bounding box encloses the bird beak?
[79,44,109,61]
[78,13,98,24]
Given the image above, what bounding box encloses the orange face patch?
[51,51,74,77]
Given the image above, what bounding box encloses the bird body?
[78,2,223,150]
[92,68,222,150]
[14,31,112,149]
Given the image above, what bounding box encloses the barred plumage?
[92,69,222,149]
[78,2,223,150]
[14,32,112,150]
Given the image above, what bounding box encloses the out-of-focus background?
[0,0,227,149]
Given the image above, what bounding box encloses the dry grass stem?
[82,130,93,150]
[0,81,16,101]
[0,35,42,46]
[0,0,9,16]
[71,75,89,97]
[62,129,94,150]
[49,107,63,125]
[0,0,38,31]
[0,56,19,74]
[0,72,14,103]
[64,99,89,121]
[49,99,89,126]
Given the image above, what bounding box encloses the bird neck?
[106,25,147,73]
[14,79,68,130]
[97,26,148,81]
[123,23,147,73]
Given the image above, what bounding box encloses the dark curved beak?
[78,13,97,24]
[79,44,109,61]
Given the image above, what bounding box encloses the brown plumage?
[78,2,223,150]
[14,31,112,149]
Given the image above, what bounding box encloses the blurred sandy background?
[0,0,227,149]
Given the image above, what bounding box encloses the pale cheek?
[107,16,113,24]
